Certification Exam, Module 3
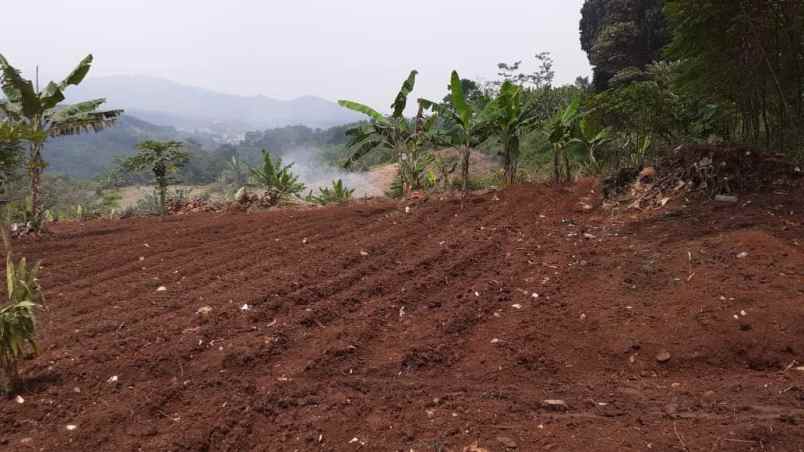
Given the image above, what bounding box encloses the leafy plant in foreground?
[0,228,43,394]
[307,179,356,205]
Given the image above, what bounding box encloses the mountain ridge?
[67,75,361,134]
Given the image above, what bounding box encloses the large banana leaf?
[560,97,582,126]
[48,108,123,137]
[0,54,40,119]
[391,70,418,118]
[39,82,66,110]
[344,137,386,168]
[49,98,109,122]
[338,100,387,124]
[60,54,93,90]
[449,71,471,127]
[418,98,461,125]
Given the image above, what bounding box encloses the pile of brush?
[603,144,801,209]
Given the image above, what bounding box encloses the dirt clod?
[497,436,518,449]
[542,399,569,411]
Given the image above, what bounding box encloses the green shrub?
[249,150,306,199]
[307,179,356,205]
[0,253,43,394]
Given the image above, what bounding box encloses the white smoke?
[280,147,385,197]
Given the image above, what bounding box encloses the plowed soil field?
[2,181,803,452]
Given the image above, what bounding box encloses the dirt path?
[2,181,803,451]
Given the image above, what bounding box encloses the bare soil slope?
[2,181,803,452]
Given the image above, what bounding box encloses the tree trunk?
[563,150,572,184]
[553,146,561,184]
[29,142,44,219]
[502,140,513,186]
[159,184,167,216]
[461,147,470,192]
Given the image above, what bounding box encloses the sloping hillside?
[43,114,182,179]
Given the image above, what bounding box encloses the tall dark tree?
[580,0,668,90]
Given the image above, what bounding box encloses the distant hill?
[67,75,361,135]
[44,114,183,179]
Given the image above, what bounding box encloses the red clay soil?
[1,180,803,452]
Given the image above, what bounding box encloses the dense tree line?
[666,0,804,153]
[581,0,804,156]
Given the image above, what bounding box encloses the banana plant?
[248,150,306,200]
[0,223,43,394]
[0,54,123,220]
[307,179,356,205]
[486,81,541,185]
[222,152,247,188]
[339,70,439,195]
[546,97,583,183]
[570,118,612,174]
[420,71,496,192]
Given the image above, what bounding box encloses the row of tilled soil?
[1,181,802,451]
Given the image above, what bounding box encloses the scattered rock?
[583,233,597,240]
[640,166,657,181]
[703,390,717,400]
[19,437,33,445]
[197,306,213,315]
[156,286,167,292]
[736,252,749,259]
[511,304,523,310]
[360,250,369,256]
[107,375,119,384]
[656,351,672,363]
[240,304,251,312]
[542,399,569,411]
[66,424,78,431]
[348,437,366,446]
[15,395,24,404]
[497,436,518,449]
[714,195,739,203]
[794,366,804,372]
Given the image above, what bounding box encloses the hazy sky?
[2,1,590,110]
